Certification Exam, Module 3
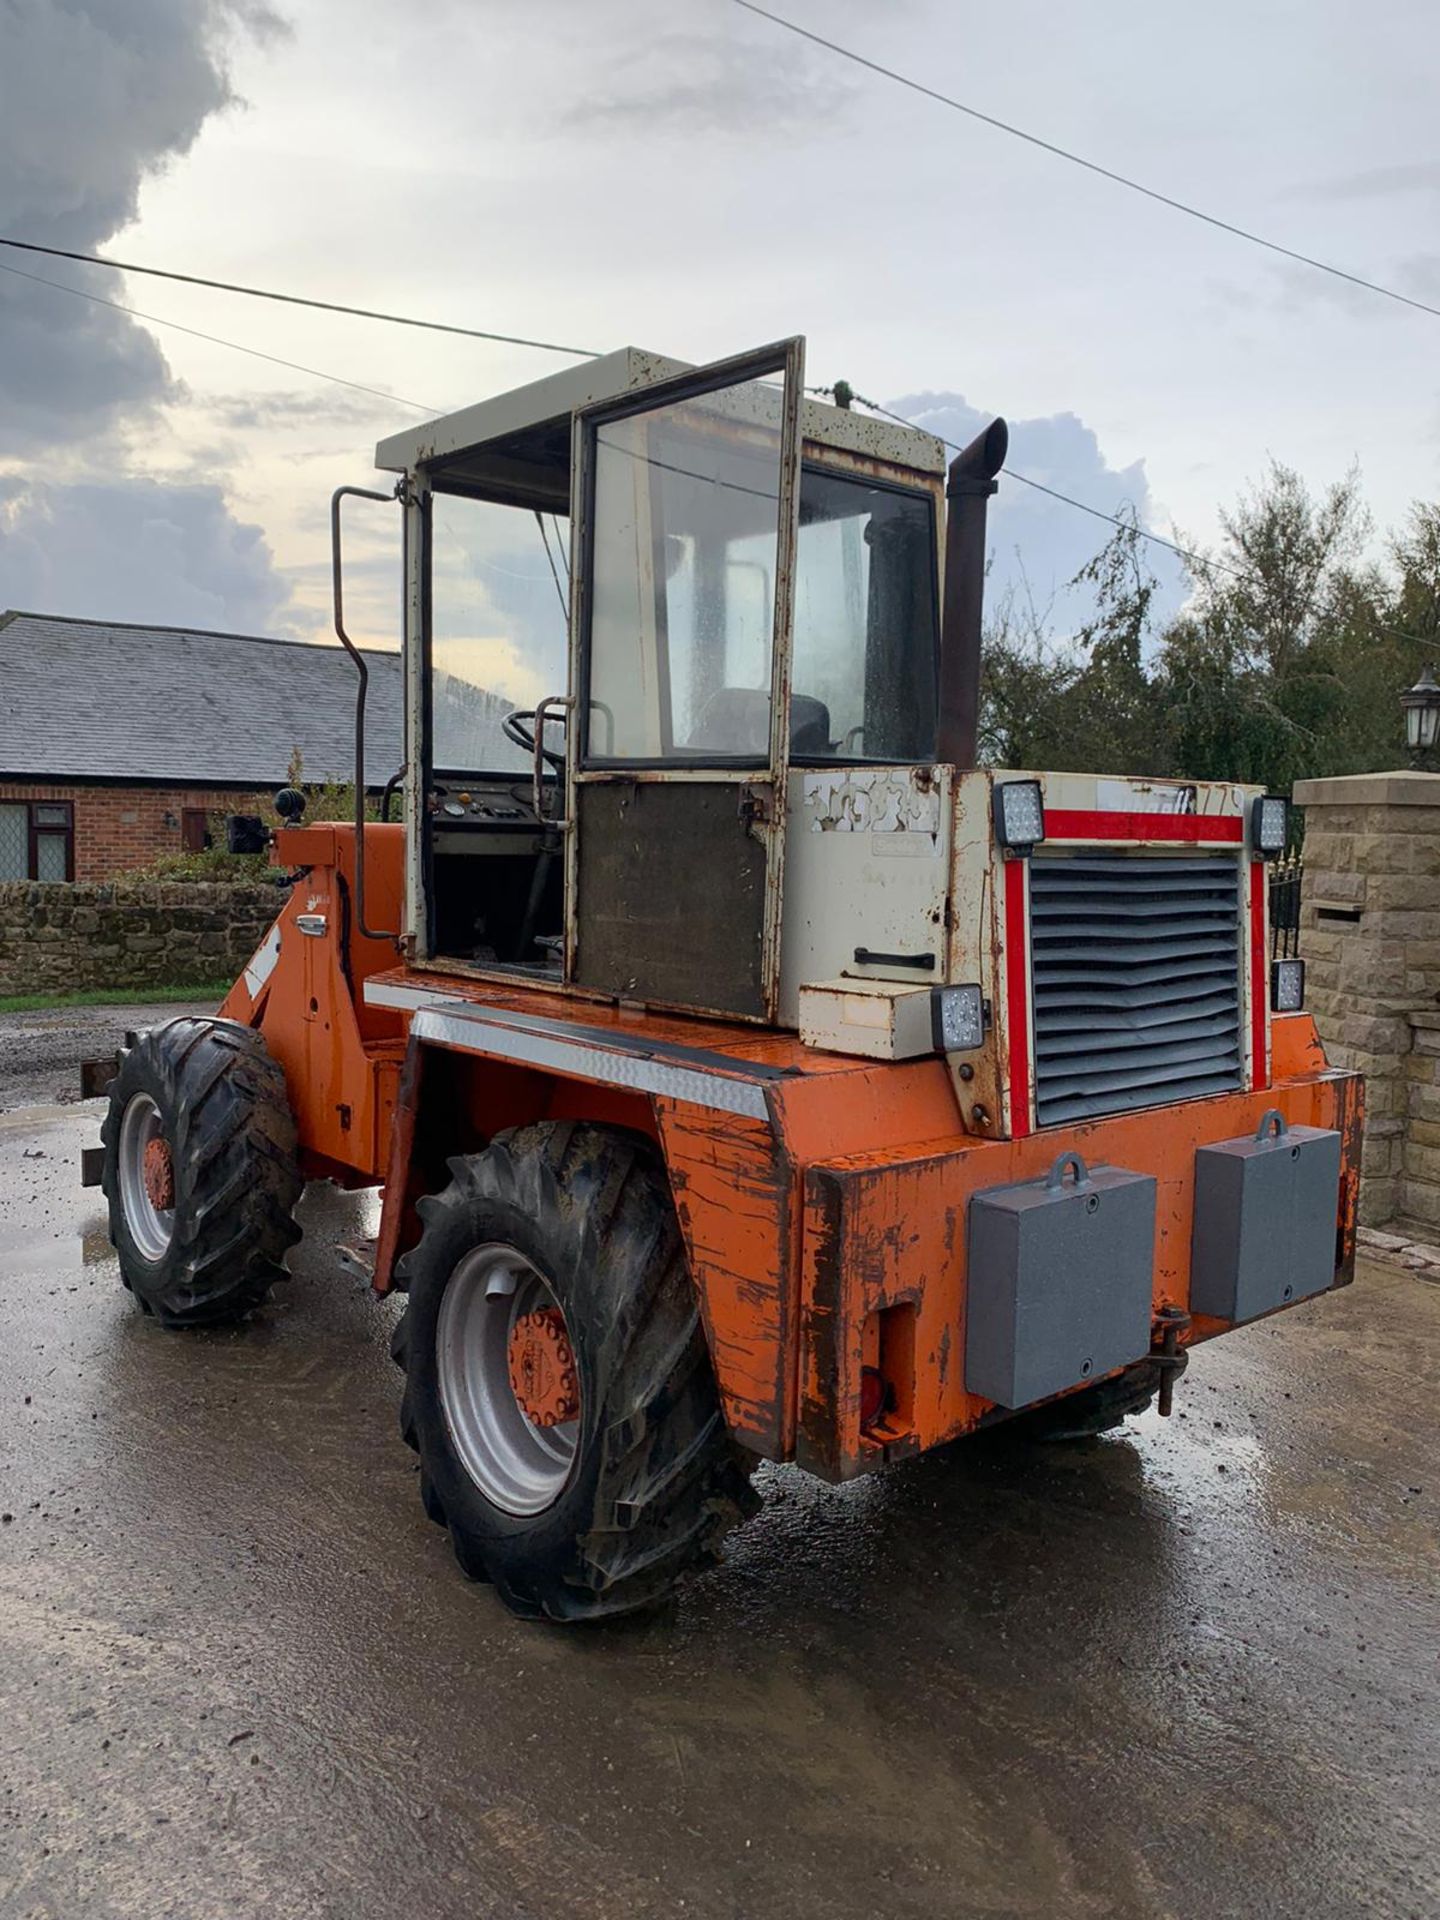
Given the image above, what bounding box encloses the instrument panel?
[427,779,546,855]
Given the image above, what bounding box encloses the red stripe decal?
[1004,857,1032,1137]
[1045,809,1244,844]
[1248,859,1268,1087]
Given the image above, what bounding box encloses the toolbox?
[966,1152,1158,1408]
[1191,1110,1342,1323]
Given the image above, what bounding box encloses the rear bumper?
[797,1065,1363,1480]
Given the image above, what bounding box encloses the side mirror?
[274,787,307,823]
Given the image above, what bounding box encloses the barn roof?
[0,610,405,787]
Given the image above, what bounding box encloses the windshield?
[582,432,938,768]
[792,468,939,764]
[428,491,570,771]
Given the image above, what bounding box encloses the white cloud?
[889,392,1190,632]
[0,0,294,633]
[0,476,293,634]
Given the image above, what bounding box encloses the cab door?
[565,339,804,1021]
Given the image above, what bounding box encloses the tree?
[981,459,1432,792]
[980,513,1168,775]
[1153,462,1392,789]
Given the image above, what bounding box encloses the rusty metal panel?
[794,1067,1363,1480]
[779,766,951,1024]
[653,1096,796,1458]
[79,1053,119,1100]
[573,780,769,1017]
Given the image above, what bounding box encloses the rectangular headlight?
[993,779,1046,852]
[1271,958,1305,1013]
[1252,794,1289,857]
[932,983,987,1052]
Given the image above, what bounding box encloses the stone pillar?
[1293,770,1440,1229]
[1402,1011,1440,1231]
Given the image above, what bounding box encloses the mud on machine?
[85,339,1362,1621]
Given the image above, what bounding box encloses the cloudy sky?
[1,0,1437,662]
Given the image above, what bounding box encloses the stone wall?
[0,881,281,1000]
[1293,768,1440,1229]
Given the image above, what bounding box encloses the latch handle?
[1255,1109,1288,1143]
[1046,1151,1090,1192]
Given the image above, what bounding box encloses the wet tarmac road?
[1,1097,1437,1920]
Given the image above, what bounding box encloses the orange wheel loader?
[85,339,1363,1621]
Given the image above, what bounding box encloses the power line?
[6,239,1427,651]
[819,386,1433,652]
[0,256,438,414]
[813,383,1251,583]
[729,0,1440,326]
[0,246,1223,556]
[0,235,601,359]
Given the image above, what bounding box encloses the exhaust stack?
[937,416,1008,771]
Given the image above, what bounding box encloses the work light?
[993,779,1046,853]
[932,984,987,1052]
[1252,794,1289,857]
[1271,958,1306,1013]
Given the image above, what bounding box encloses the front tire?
[391,1122,757,1622]
[101,1018,302,1327]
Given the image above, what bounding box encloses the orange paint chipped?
[142,1135,174,1212]
[797,1069,1362,1478]
[222,823,1363,1482]
[508,1308,580,1428]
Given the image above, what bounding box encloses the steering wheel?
[503,708,568,773]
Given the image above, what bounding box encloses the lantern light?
[1402,665,1440,759]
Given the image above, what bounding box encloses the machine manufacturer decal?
[241,922,282,1000]
[802,770,941,837]
[1093,779,1200,815]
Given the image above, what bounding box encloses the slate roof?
[0,610,405,787]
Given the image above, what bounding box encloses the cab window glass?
[585,379,783,764]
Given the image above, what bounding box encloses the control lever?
[532,694,574,828]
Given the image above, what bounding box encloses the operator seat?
[687,688,832,757]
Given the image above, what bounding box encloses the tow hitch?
[1153,1306,1191,1417]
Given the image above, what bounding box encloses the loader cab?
[374,339,947,1022]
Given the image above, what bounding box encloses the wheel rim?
[117,1092,175,1263]
[436,1243,581,1516]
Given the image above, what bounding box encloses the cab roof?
[374,345,945,501]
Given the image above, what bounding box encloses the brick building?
[0,610,404,883]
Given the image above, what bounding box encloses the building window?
[181,807,213,853]
[0,801,75,881]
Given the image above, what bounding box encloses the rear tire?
[101,1018,302,1328]
[391,1122,757,1622]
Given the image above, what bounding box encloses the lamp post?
[1402,666,1440,770]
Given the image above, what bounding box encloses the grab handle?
[1255,1109,1288,1144]
[1046,1151,1090,1192]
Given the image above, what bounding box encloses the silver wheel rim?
[117,1092,175,1263]
[436,1243,580,1516]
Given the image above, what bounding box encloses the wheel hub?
[436,1245,580,1515]
[507,1306,579,1428]
[141,1135,175,1213]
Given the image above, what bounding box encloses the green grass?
[0,982,232,1016]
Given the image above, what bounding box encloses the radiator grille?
[1028,851,1244,1126]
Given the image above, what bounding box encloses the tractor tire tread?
[390,1121,756,1622]
[101,1016,303,1329]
